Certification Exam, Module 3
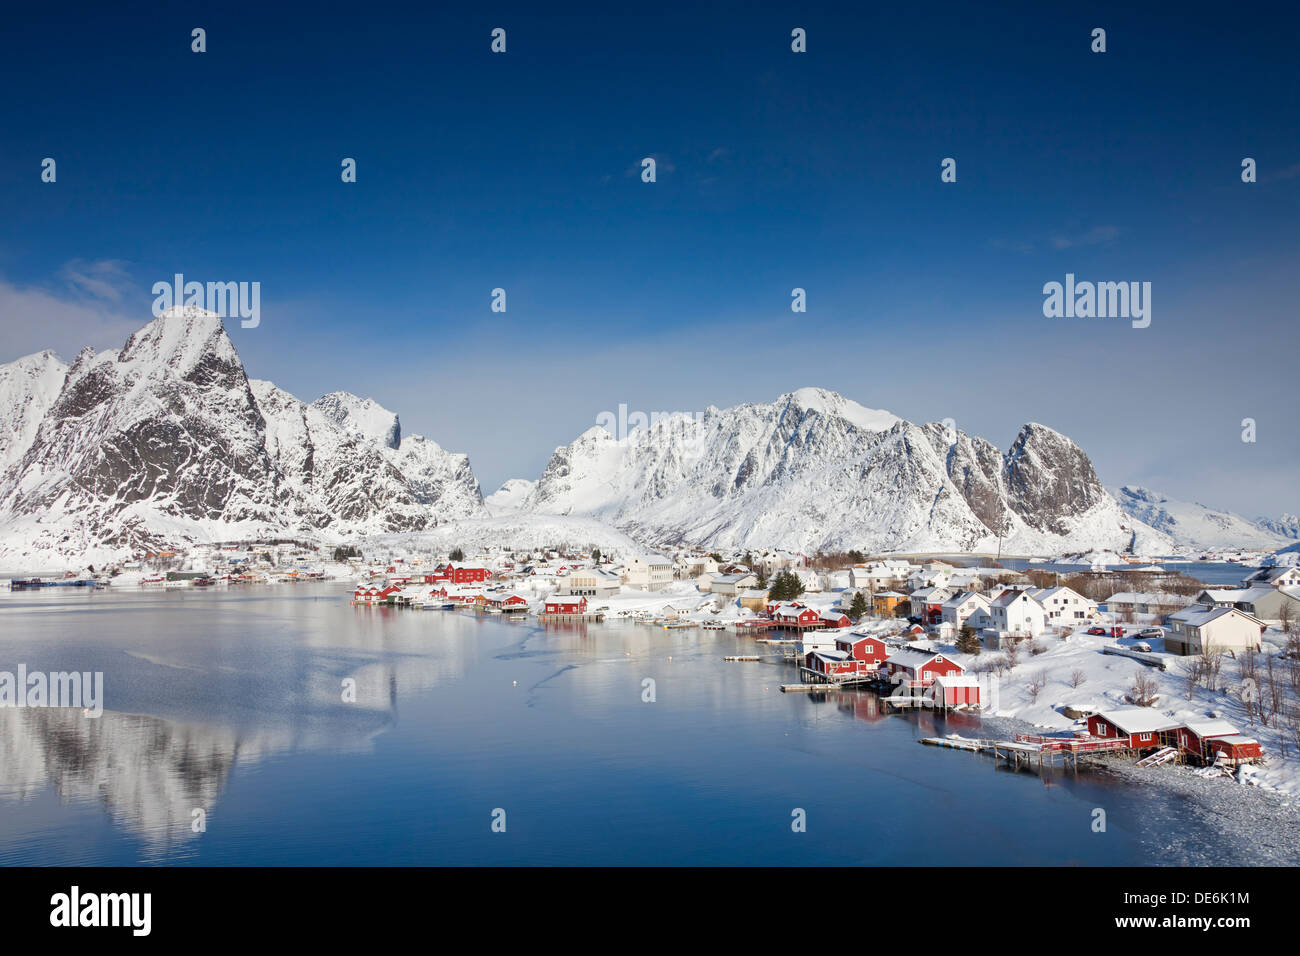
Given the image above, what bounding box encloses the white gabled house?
[1029,586,1098,626]
[988,588,1047,638]
[940,590,992,630]
[1166,606,1264,656]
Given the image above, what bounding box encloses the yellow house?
[739,589,769,613]
[873,591,907,617]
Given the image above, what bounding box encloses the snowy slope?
[484,478,536,514]
[522,388,1170,554]
[0,350,67,473]
[312,391,402,449]
[1110,485,1290,551]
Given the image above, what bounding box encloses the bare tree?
[1130,668,1160,707]
[1027,670,1048,703]
[1069,669,1087,689]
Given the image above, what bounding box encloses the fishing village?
[9,537,1300,793]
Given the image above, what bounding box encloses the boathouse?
[833,634,889,669]
[1085,709,1178,751]
[804,649,867,679]
[431,563,491,585]
[774,604,822,629]
[1205,735,1263,766]
[931,674,982,709]
[883,648,964,689]
[543,595,588,615]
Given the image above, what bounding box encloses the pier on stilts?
[919,733,1134,771]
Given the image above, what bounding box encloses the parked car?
[1110,626,1126,638]
[1086,626,1108,636]
[1137,627,1164,639]
[1133,642,1153,653]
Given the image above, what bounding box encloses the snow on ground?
[939,623,1300,796]
[363,512,646,556]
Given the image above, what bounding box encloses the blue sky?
[1,1,1297,517]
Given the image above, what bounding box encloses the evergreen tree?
[848,591,869,620]
[449,547,465,562]
[768,570,805,602]
[956,625,982,655]
[591,548,601,564]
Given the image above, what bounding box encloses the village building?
[803,649,866,680]
[930,674,982,709]
[709,571,759,596]
[988,588,1047,638]
[1086,709,1179,751]
[542,595,589,616]
[883,648,965,690]
[939,590,991,630]
[873,591,907,617]
[773,603,822,629]
[563,567,622,599]
[818,610,851,629]
[738,589,769,613]
[1242,565,1300,589]
[622,555,673,592]
[1195,585,1300,625]
[1028,585,1098,625]
[1166,606,1265,656]
[430,563,491,585]
[1103,591,1186,617]
[908,585,953,623]
[834,633,889,669]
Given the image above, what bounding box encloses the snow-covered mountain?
[0,307,483,566]
[521,387,1170,554]
[0,350,67,473]
[2,315,1286,565]
[1110,485,1291,551]
[1258,513,1300,541]
[484,478,536,514]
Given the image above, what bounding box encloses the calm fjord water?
[0,584,1227,865]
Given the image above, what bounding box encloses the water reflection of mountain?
[0,708,240,858]
[0,601,483,856]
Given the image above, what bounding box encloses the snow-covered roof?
[1182,719,1239,739]
[1097,708,1178,734]
[1170,605,1263,627]
[941,590,989,609]
[885,648,950,670]
[933,675,980,688]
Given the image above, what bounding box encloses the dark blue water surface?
[0,584,1242,865]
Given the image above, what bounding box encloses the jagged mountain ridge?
[521,388,1172,554]
[1110,485,1293,550]
[0,307,483,564]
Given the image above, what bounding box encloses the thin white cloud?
[0,262,145,361]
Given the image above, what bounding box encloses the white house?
[622,554,673,592]
[988,588,1047,638]
[940,590,992,630]
[1029,586,1098,626]
[1243,565,1300,589]
[909,585,953,619]
[1166,606,1265,656]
